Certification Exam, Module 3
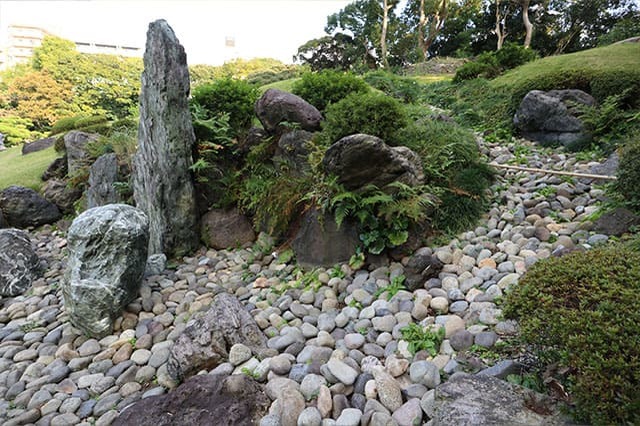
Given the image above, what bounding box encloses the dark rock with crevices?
[132,19,198,258]
[113,373,270,426]
[22,137,56,155]
[255,88,323,133]
[323,134,424,190]
[167,292,267,382]
[0,185,61,228]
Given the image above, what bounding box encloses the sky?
[0,0,353,65]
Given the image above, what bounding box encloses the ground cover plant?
[503,245,640,425]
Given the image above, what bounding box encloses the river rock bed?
[0,140,615,425]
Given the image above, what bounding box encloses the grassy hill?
[0,146,60,191]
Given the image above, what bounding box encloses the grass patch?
[0,145,60,191]
[259,78,300,93]
[411,74,454,84]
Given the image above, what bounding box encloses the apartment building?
[0,24,142,70]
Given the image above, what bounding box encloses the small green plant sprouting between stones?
[241,367,261,380]
[374,275,407,299]
[400,323,445,356]
[535,186,556,198]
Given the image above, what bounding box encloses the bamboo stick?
[489,162,617,180]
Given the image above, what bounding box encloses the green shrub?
[291,70,369,112]
[503,246,640,425]
[0,116,33,146]
[453,43,537,83]
[191,78,258,137]
[50,115,108,136]
[612,133,640,211]
[363,71,421,103]
[322,92,408,144]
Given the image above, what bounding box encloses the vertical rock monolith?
[132,19,198,257]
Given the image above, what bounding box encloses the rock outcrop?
[404,248,444,291]
[200,208,255,249]
[430,374,566,425]
[255,88,323,133]
[291,207,360,268]
[132,19,198,257]
[514,89,596,146]
[274,129,313,176]
[0,229,41,296]
[41,179,82,214]
[42,156,68,181]
[167,292,267,382]
[0,185,62,228]
[63,204,149,338]
[22,137,56,155]
[323,134,424,190]
[64,131,99,175]
[86,153,121,209]
[113,373,270,426]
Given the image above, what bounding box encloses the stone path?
[0,139,612,425]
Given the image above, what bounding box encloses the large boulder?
[22,136,55,155]
[0,185,62,228]
[0,229,41,296]
[200,208,255,249]
[86,153,122,209]
[64,131,99,175]
[42,179,82,214]
[167,292,267,382]
[323,134,424,190]
[291,207,360,268]
[0,210,6,228]
[274,129,313,176]
[42,156,68,181]
[255,88,323,133]
[431,374,567,425]
[113,373,270,426]
[593,207,640,237]
[63,204,149,338]
[132,19,198,257]
[514,89,596,146]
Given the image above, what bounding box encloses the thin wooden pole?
[490,162,617,180]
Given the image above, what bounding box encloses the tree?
[295,33,363,70]
[6,71,79,130]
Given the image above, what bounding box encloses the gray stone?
[335,408,362,426]
[64,131,100,175]
[114,373,270,425]
[409,360,441,389]
[86,153,122,209]
[200,208,255,249]
[292,207,359,268]
[132,19,198,257]
[513,90,596,146]
[167,292,267,382]
[279,388,306,426]
[0,185,62,228]
[255,88,323,133]
[22,136,55,155]
[323,134,424,190]
[474,331,498,348]
[145,253,166,276]
[477,360,522,379]
[431,374,566,425]
[392,398,422,426]
[326,358,358,386]
[41,179,82,214]
[372,367,403,412]
[0,228,41,296]
[63,204,149,337]
[297,407,322,426]
[449,330,474,351]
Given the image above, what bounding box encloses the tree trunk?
[381,0,390,68]
[494,0,507,50]
[417,0,448,59]
[522,0,533,48]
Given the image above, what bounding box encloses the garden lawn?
[259,78,300,93]
[0,145,60,191]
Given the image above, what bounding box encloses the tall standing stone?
[132,20,198,257]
